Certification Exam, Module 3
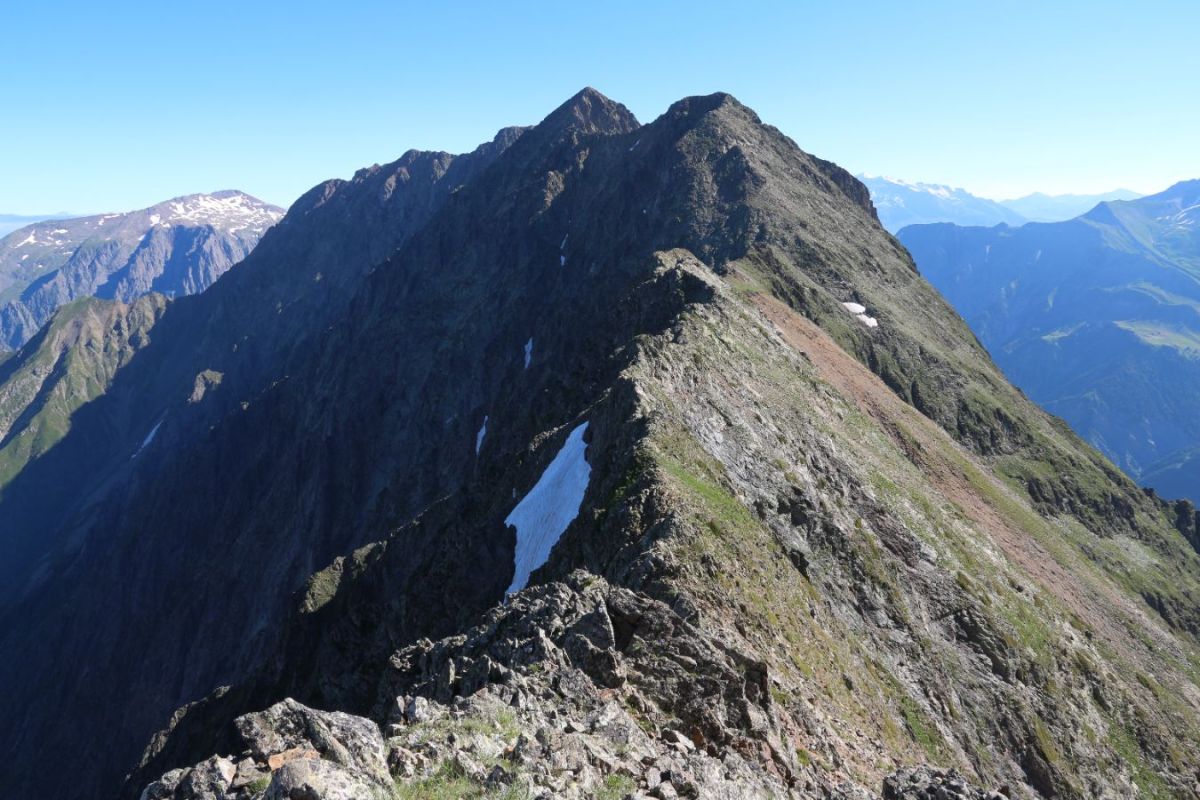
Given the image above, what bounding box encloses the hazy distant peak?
[997,188,1144,222]
[858,174,1026,232]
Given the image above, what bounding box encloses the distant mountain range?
[998,188,1144,222]
[900,179,1200,499]
[861,175,1144,232]
[859,176,1026,231]
[0,191,282,350]
[0,213,75,239]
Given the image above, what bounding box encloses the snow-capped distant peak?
[871,176,963,199]
[152,192,284,233]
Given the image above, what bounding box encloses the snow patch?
[132,419,163,458]
[841,301,879,329]
[16,232,36,247]
[149,214,161,225]
[560,234,568,250]
[524,337,533,369]
[505,421,591,594]
[560,254,566,267]
[878,177,961,199]
[476,416,489,455]
[153,194,283,231]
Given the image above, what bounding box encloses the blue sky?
[3,1,1198,213]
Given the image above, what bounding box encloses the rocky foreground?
[142,575,1008,800]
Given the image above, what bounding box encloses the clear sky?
[4,0,1198,213]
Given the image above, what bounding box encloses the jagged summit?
[541,86,640,137]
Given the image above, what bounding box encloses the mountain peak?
[539,86,639,138]
[142,191,284,232]
[662,91,759,126]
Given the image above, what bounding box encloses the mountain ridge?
[2,90,1199,800]
[1000,188,1145,222]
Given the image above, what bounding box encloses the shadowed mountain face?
[3,91,1200,800]
[900,181,1200,500]
[0,295,169,496]
[0,191,283,350]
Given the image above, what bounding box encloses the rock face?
[900,180,1200,501]
[0,190,282,350]
[3,90,1200,800]
[882,767,1004,800]
[139,699,389,800]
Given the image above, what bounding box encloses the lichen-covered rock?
[138,756,235,800]
[137,699,388,800]
[262,758,376,800]
[139,768,185,800]
[235,698,390,787]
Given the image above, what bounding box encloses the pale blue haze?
[3,0,1198,213]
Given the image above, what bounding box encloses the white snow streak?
[132,420,163,458]
[841,301,879,329]
[560,254,567,267]
[505,422,591,594]
[524,337,533,369]
[476,416,489,455]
